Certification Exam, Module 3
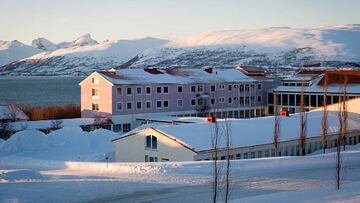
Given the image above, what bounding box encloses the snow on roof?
[274,84,360,94]
[98,68,257,85]
[151,111,360,151]
[0,105,28,120]
[10,118,96,131]
[136,115,208,124]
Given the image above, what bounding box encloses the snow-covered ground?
[1,144,360,202]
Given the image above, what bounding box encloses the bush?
[21,104,81,121]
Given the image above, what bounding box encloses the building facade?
[268,70,360,115]
[80,67,273,133]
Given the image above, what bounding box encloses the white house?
[112,98,360,162]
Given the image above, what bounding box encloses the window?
[145,135,157,149]
[257,84,262,90]
[239,97,244,105]
[197,85,203,92]
[228,97,232,104]
[257,96,262,103]
[239,85,244,92]
[177,99,183,107]
[126,102,132,110]
[92,103,99,111]
[117,87,122,95]
[113,124,121,132]
[163,100,169,108]
[136,87,142,94]
[257,151,263,158]
[243,153,248,159]
[116,102,122,111]
[198,99,203,105]
[157,87,162,93]
[146,101,151,109]
[163,86,169,93]
[191,99,196,106]
[228,84,232,91]
[136,101,142,109]
[156,100,162,108]
[177,86,183,93]
[211,98,215,105]
[219,84,225,89]
[245,85,250,92]
[122,123,131,132]
[219,97,225,103]
[251,152,256,158]
[211,85,216,92]
[191,85,196,92]
[127,87,132,95]
[92,88,99,96]
[146,86,151,94]
[92,77,99,84]
[236,154,241,159]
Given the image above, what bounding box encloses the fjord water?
[0,76,84,106]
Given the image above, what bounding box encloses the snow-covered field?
[1,144,360,202]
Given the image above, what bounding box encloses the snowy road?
[1,150,360,203]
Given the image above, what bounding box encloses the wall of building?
[81,72,113,118]
[113,128,197,162]
[195,130,360,160]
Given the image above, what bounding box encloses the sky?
[1,0,359,44]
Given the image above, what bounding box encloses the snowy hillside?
[126,24,360,71]
[0,36,169,75]
[31,38,58,51]
[0,40,42,66]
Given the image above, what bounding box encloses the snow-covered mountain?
[1,24,360,76]
[0,36,169,75]
[31,38,57,51]
[0,40,42,66]
[124,24,360,72]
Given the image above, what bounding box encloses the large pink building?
[80,66,273,132]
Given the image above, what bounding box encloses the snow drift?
[0,127,118,161]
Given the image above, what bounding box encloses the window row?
[116,100,171,111]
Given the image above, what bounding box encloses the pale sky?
[1,0,359,44]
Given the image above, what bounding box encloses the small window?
[127,87,132,95]
[228,85,232,91]
[177,99,183,107]
[177,86,183,93]
[211,98,215,105]
[157,87,162,93]
[257,96,262,103]
[136,87,142,94]
[191,85,196,92]
[239,85,244,92]
[117,87,122,95]
[245,85,250,92]
[92,77,99,84]
[163,86,169,93]
[211,85,216,92]
[197,85,203,92]
[113,124,121,132]
[136,101,142,109]
[163,100,169,108]
[191,99,196,106]
[92,103,99,111]
[145,135,157,149]
[116,102,122,111]
[122,123,131,132]
[257,84,262,90]
[198,99,203,105]
[126,102,132,110]
[146,101,151,109]
[156,100,162,108]
[92,88,99,96]
[146,86,151,94]
[145,155,149,162]
[228,97,232,104]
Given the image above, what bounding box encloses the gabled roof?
[93,67,259,85]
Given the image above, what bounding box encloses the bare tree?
[50,119,63,130]
[340,75,348,151]
[211,120,220,203]
[224,118,232,203]
[299,81,307,156]
[273,94,280,156]
[322,74,329,153]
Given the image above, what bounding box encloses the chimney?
[203,67,213,74]
[108,68,117,75]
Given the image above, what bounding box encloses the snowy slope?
[126,24,360,70]
[0,40,42,66]
[0,36,169,75]
[31,38,58,51]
